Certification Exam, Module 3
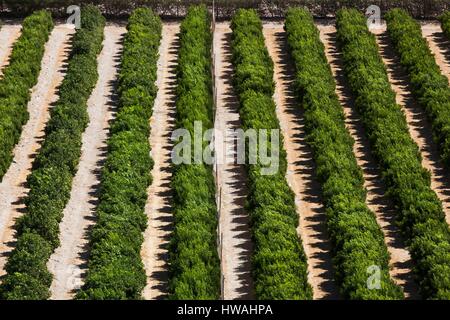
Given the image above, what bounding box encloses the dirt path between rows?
[373,26,450,228]
[264,22,340,300]
[141,23,179,300]
[421,22,450,84]
[47,25,125,300]
[319,23,420,299]
[213,22,255,300]
[0,24,21,77]
[0,24,75,279]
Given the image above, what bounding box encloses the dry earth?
[141,23,180,300]
[0,24,21,77]
[421,22,450,84]
[213,22,255,300]
[47,25,125,300]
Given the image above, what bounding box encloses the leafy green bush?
[285,8,403,299]
[231,9,312,300]
[336,8,450,300]
[168,5,220,300]
[0,5,105,300]
[440,11,450,38]
[0,10,53,180]
[386,9,450,168]
[77,7,162,300]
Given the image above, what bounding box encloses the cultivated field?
[0,4,449,300]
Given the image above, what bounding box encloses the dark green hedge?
[231,9,312,300]
[168,5,220,300]
[441,11,450,38]
[2,0,449,19]
[285,8,403,299]
[0,10,53,180]
[386,9,450,169]
[77,7,162,300]
[336,8,450,300]
[0,5,105,300]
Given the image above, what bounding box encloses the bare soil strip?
[264,22,340,300]
[0,24,21,77]
[0,25,75,279]
[318,23,420,299]
[141,23,180,300]
[421,22,450,84]
[213,22,255,300]
[373,25,450,228]
[47,25,125,300]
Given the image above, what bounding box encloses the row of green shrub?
[0,5,105,300]
[168,5,220,299]
[77,7,162,300]
[230,8,312,299]
[0,10,53,180]
[386,9,450,168]
[440,11,450,38]
[285,8,403,299]
[336,8,450,300]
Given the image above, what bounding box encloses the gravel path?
[0,24,21,77]
[0,24,75,278]
[141,23,179,300]
[213,22,254,300]
[421,22,450,84]
[264,22,340,300]
[373,25,450,228]
[47,25,125,300]
[319,23,419,299]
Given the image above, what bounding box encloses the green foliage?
[285,8,403,299]
[2,0,450,19]
[0,10,53,180]
[0,5,105,300]
[386,9,450,168]
[336,8,450,299]
[168,5,220,300]
[441,11,450,38]
[0,232,53,300]
[3,0,61,13]
[231,9,312,300]
[77,7,161,300]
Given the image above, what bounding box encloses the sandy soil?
[263,22,340,300]
[0,24,21,77]
[421,23,450,84]
[141,23,180,300]
[0,25,75,278]
[318,23,420,299]
[213,22,255,300]
[373,25,450,227]
[47,25,125,300]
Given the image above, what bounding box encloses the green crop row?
[77,8,162,300]
[285,8,402,299]
[168,5,220,300]
[386,9,450,168]
[0,10,53,180]
[230,9,312,300]
[440,11,450,39]
[0,5,105,300]
[336,8,450,300]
